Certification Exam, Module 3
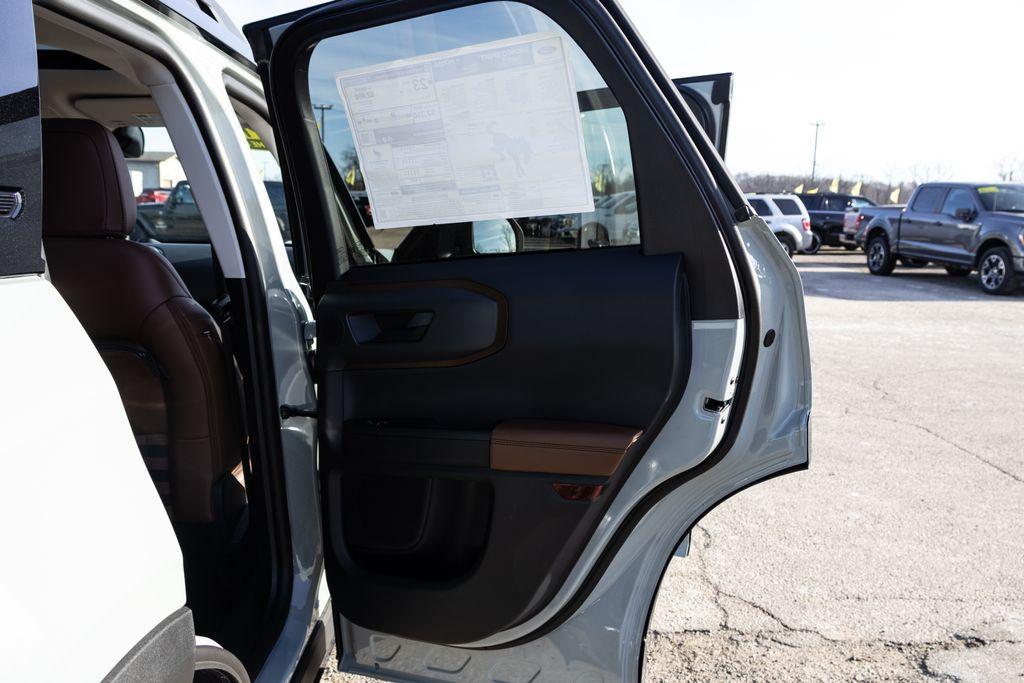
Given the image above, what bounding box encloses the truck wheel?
[804,232,821,255]
[866,236,896,275]
[978,246,1018,295]
[777,234,796,258]
[944,265,971,277]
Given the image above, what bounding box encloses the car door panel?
[317,247,685,642]
[0,0,44,277]
[246,0,808,677]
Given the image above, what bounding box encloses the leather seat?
[41,118,242,525]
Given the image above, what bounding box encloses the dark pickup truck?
[137,179,290,243]
[798,192,876,249]
[860,182,1024,294]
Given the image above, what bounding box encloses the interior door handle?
[348,310,434,344]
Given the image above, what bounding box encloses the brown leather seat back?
[41,119,241,523]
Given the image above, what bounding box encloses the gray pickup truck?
[859,182,1024,294]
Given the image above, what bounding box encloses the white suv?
[0,1,811,681]
[747,193,815,256]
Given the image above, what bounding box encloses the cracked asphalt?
[644,250,1024,681]
[324,250,1024,682]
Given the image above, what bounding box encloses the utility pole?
[810,121,824,182]
[313,104,334,142]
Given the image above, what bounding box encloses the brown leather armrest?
[490,420,642,476]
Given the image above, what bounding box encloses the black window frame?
[256,0,741,320]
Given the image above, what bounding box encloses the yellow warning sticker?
[977,186,999,193]
[243,127,267,151]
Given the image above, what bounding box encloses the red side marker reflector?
[553,483,604,502]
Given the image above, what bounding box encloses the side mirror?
[472,219,522,254]
[954,207,976,222]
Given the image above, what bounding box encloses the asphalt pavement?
[645,250,1024,681]
[326,249,1024,682]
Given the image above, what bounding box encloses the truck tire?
[777,233,796,258]
[978,246,1018,295]
[944,265,971,277]
[804,232,821,255]
[866,235,896,275]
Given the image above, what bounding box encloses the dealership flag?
[890,187,900,203]
[794,183,804,193]
[850,180,862,194]
[829,177,840,192]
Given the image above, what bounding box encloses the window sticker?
[334,32,595,229]
[243,126,268,151]
[977,186,998,194]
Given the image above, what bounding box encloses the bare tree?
[996,158,1024,182]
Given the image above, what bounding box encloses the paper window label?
[335,32,595,229]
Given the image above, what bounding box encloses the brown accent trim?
[490,420,642,477]
[343,279,508,370]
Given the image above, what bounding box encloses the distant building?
[126,151,185,196]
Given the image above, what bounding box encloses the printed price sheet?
[335,32,595,229]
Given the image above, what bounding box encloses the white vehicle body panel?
[0,275,187,682]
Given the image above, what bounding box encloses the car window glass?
[773,198,803,215]
[128,126,210,243]
[306,1,639,264]
[849,197,873,209]
[911,186,946,213]
[236,118,291,244]
[822,196,849,211]
[975,185,1024,212]
[749,198,771,215]
[940,188,975,217]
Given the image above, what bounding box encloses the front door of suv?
[247,1,811,680]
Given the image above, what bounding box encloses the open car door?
[246,1,809,680]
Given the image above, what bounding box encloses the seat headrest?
[42,119,136,238]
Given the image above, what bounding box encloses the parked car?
[860,182,1024,294]
[798,192,876,249]
[138,179,290,242]
[136,186,171,204]
[747,193,814,256]
[1,1,810,682]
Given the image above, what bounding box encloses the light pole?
[810,121,824,182]
[313,103,334,142]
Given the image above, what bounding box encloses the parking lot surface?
[326,250,1024,682]
[645,250,1024,681]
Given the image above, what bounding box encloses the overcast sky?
[216,0,1024,183]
